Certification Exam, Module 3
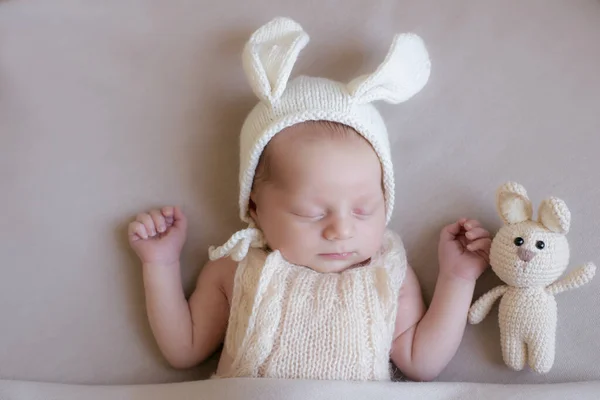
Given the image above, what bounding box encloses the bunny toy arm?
[468,285,509,324]
[545,262,596,296]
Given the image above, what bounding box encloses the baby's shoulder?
[200,256,237,304]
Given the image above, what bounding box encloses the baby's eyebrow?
[354,193,384,204]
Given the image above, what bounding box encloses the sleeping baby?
[127,17,491,381]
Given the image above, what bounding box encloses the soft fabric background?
[1,0,599,385]
[3,378,600,400]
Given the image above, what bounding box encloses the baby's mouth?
[319,252,356,260]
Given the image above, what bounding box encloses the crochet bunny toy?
[468,182,596,373]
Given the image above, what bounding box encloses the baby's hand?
[438,218,491,282]
[128,206,187,266]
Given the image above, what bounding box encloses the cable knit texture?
[468,182,596,373]
[215,230,408,381]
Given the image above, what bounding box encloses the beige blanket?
[0,379,600,400]
[2,378,600,400]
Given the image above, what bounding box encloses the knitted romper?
[215,229,408,381]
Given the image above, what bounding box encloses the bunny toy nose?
[517,248,537,262]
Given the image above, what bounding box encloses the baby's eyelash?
[352,210,373,217]
[353,201,382,216]
[292,212,325,220]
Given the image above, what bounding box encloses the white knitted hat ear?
[538,197,571,234]
[242,17,309,105]
[496,182,533,224]
[346,33,431,104]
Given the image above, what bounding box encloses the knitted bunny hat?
[209,17,431,261]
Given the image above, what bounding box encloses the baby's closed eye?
[352,208,373,218]
[352,200,383,217]
[290,208,326,220]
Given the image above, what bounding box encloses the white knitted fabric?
[468,182,596,373]
[208,17,430,261]
[215,230,407,381]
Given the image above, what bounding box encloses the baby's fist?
[128,206,187,266]
[438,218,491,282]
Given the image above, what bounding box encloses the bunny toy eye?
[535,240,545,250]
[514,237,525,246]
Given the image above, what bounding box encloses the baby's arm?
[129,206,232,369]
[391,219,491,381]
[143,258,232,369]
[391,267,477,381]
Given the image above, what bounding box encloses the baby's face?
[250,123,387,273]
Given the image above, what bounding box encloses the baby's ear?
[248,195,260,227]
[242,17,309,105]
[496,182,533,225]
[346,33,431,104]
[538,197,571,234]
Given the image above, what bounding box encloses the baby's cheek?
[361,223,386,254]
[278,225,322,265]
[266,218,317,249]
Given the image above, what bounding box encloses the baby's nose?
[517,248,537,262]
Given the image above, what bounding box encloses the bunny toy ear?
[538,197,571,234]
[346,33,431,104]
[242,17,309,105]
[496,182,533,224]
